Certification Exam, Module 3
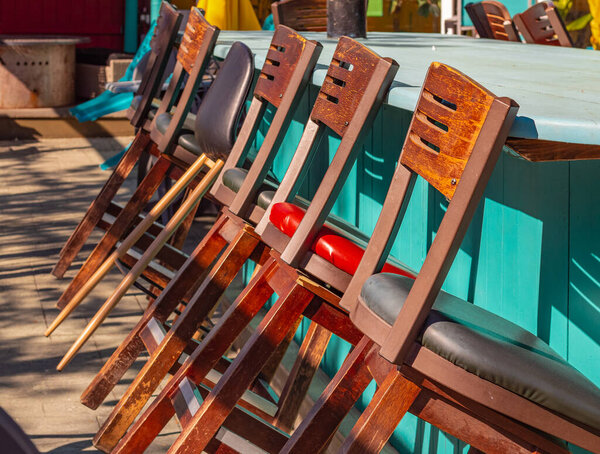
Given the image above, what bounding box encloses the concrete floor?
[0,137,399,454]
[0,137,183,453]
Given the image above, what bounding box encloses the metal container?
[0,36,87,108]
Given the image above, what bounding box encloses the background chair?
[513,1,573,46]
[465,1,520,41]
[272,0,328,31]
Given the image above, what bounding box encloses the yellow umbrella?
[196,0,261,30]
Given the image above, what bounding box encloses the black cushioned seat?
[222,167,279,203]
[360,273,600,431]
[154,111,196,136]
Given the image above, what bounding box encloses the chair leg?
[280,337,375,454]
[110,258,279,454]
[168,186,200,251]
[52,131,152,278]
[80,215,230,410]
[340,369,421,454]
[93,226,262,452]
[54,156,171,311]
[167,280,315,454]
[273,321,332,432]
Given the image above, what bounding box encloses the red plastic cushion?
[269,203,415,278]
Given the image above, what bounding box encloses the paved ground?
[0,137,187,453]
[0,137,398,454]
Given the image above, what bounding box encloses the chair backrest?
[272,0,328,31]
[254,37,399,268]
[191,42,255,162]
[152,7,220,152]
[336,62,518,365]
[130,1,183,128]
[513,2,573,47]
[209,25,322,214]
[465,1,520,41]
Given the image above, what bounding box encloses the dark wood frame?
[76,26,324,453]
[51,1,183,279]
[46,7,220,328]
[465,1,520,41]
[513,2,573,47]
[108,37,400,454]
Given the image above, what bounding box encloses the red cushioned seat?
[270,203,415,279]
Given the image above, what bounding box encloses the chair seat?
[269,203,415,278]
[154,111,196,136]
[359,273,600,431]
[221,167,280,205]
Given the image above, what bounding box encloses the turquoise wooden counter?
[217,32,600,453]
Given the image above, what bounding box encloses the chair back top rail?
[131,1,182,128]
[252,37,399,269]
[272,0,328,32]
[224,26,323,217]
[465,1,520,42]
[152,7,220,152]
[335,62,518,367]
[513,2,573,47]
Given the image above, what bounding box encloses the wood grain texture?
[311,36,391,137]
[254,26,309,108]
[272,0,327,32]
[513,2,572,47]
[399,62,496,200]
[176,7,216,74]
[506,138,600,162]
[465,1,519,41]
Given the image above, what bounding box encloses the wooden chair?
[64,25,323,453]
[272,0,328,31]
[513,2,573,47]
[45,9,246,330]
[282,63,600,454]
[52,1,183,279]
[465,1,520,41]
[110,36,401,454]
[46,33,257,359]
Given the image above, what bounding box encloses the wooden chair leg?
[259,315,302,385]
[52,131,152,278]
[53,156,171,311]
[169,186,200,250]
[273,322,332,432]
[167,280,315,454]
[80,215,230,410]
[340,369,421,454]
[93,226,262,451]
[280,337,375,454]
[108,258,279,454]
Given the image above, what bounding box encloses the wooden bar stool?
[78,26,323,453]
[284,63,600,454]
[272,0,327,31]
[49,6,222,324]
[46,34,256,347]
[110,36,402,454]
[52,1,183,279]
[465,1,520,41]
[513,2,573,47]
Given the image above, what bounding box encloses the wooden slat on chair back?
[272,0,327,32]
[176,7,215,73]
[311,36,392,137]
[399,62,496,200]
[254,25,312,108]
[513,2,573,47]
